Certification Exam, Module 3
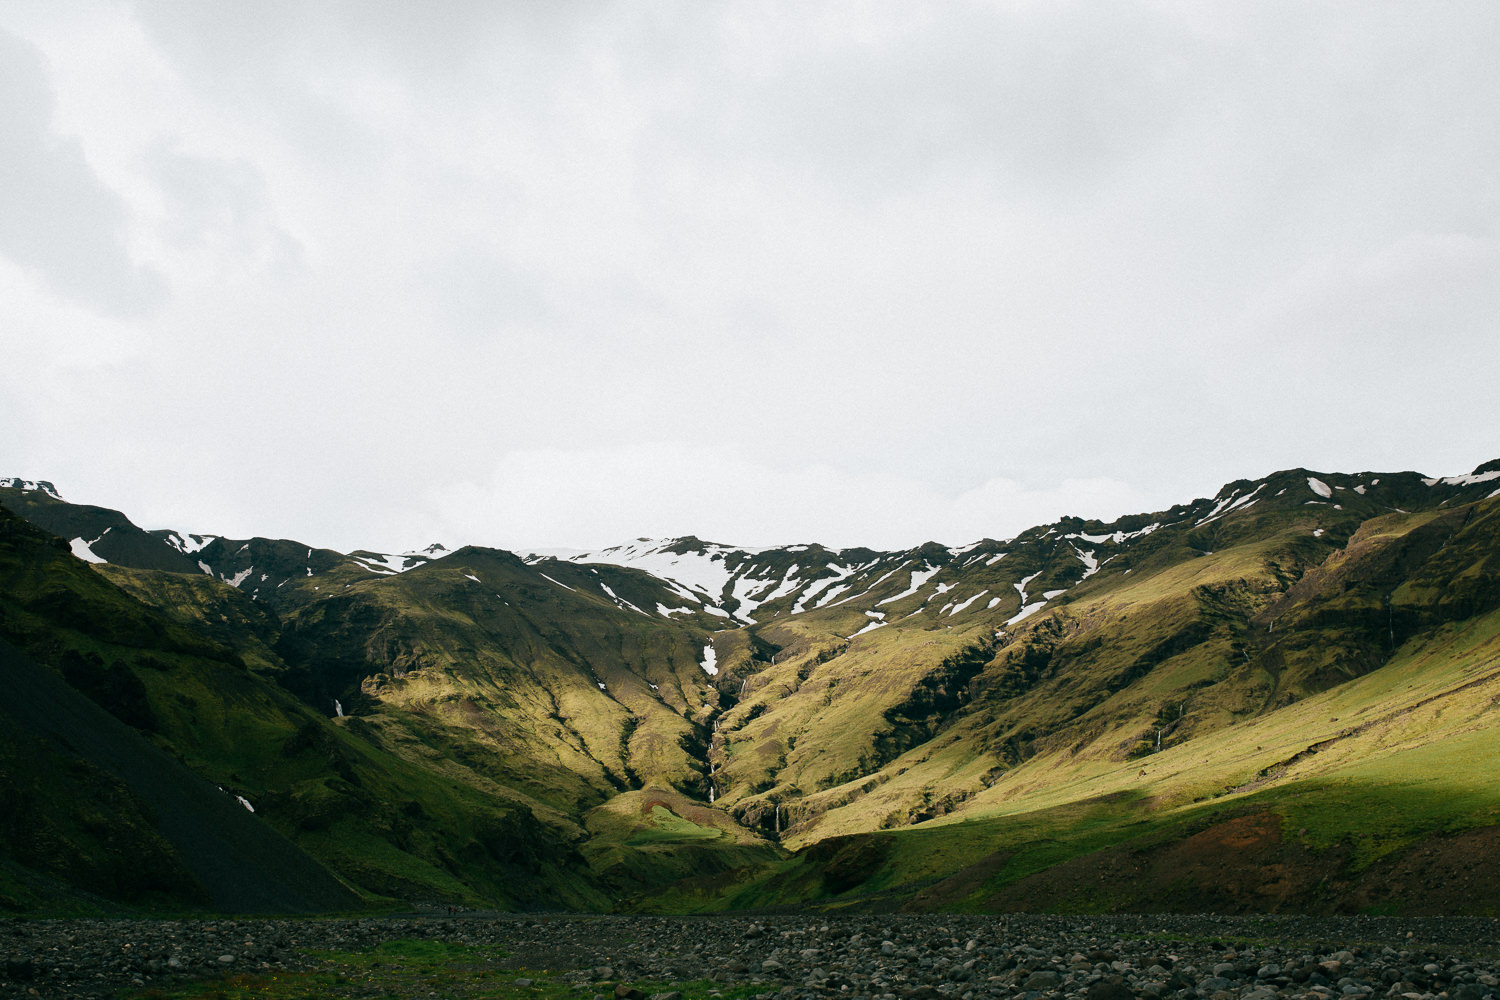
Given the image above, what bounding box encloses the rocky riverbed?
[2,911,1498,1000]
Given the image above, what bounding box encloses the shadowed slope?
[0,634,360,913]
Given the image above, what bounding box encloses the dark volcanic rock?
[3,911,1500,1000]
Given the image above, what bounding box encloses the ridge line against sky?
[3,3,1497,553]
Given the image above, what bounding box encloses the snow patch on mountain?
[947,590,989,616]
[699,643,719,676]
[351,552,413,575]
[163,530,217,555]
[1068,522,1160,546]
[1423,470,1500,487]
[814,583,851,608]
[1197,484,1266,526]
[1308,477,1333,498]
[565,539,741,594]
[407,542,455,561]
[831,563,905,607]
[878,565,941,606]
[749,564,806,610]
[0,478,64,500]
[1006,601,1048,626]
[600,581,649,616]
[792,564,854,614]
[70,536,108,563]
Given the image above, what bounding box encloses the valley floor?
[4,911,1500,1000]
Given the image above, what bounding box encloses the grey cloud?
[413,238,556,335]
[145,141,304,274]
[0,29,164,317]
[614,5,1196,200]
[5,2,1498,553]
[128,1,592,102]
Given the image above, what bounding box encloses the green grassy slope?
[0,633,360,914]
[0,506,606,911]
[691,485,1500,913]
[1,462,1497,915]
[0,494,785,912]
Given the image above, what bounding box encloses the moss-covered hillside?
[1,461,1497,915]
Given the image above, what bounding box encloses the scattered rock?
[1087,979,1134,1000]
[4,911,1500,1000]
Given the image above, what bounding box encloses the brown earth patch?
[1342,825,1500,916]
[904,848,1015,910]
[955,811,1500,916]
[977,810,1350,914]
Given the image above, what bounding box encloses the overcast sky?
[3,3,1498,553]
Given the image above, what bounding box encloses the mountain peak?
[406,542,454,559]
[0,478,64,501]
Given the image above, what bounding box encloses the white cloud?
[2,2,1497,553]
[0,28,165,316]
[427,443,1150,553]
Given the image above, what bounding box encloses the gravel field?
[2,911,1499,1000]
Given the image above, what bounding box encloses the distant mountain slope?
[0,504,621,911]
[2,459,1497,915]
[699,464,1500,842]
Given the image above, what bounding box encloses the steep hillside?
[0,504,614,911]
[0,632,359,914]
[2,461,1497,915]
[681,468,1500,911]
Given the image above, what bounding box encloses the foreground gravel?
[2,911,1499,1000]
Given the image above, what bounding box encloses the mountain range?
[2,459,1498,916]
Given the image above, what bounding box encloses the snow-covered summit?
[161,530,219,555]
[0,478,64,500]
[535,536,929,624]
[406,542,456,560]
[536,537,753,618]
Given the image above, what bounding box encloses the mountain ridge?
[2,460,1499,915]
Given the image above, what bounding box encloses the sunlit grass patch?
[626,805,724,845]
